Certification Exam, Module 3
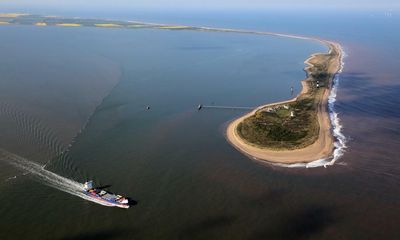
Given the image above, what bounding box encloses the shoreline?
[0,13,345,165]
[226,40,343,164]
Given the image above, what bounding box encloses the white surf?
[272,46,348,168]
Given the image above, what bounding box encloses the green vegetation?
[237,49,338,150]
[238,99,319,149]
[0,14,197,31]
[0,13,339,151]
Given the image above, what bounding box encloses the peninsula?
[0,13,343,164]
[227,41,342,164]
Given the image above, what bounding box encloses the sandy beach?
[226,40,343,164]
[0,13,342,164]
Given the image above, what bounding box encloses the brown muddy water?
[0,10,400,239]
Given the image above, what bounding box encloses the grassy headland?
[237,46,338,150]
[227,42,342,163]
[0,13,343,164]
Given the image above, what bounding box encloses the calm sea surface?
[0,9,399,239]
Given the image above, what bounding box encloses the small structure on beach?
[265,107,273,112]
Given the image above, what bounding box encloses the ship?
[82,181,130,209]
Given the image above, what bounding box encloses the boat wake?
[0,102,88,183]
[272,46,348,169]
[0,148,114,207]
[0,102,66,158]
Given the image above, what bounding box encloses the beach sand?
[0,13,342,164]
[0,13,28,18]
[56,23,81,27]
[226,41,342,164]
[94,23,122,28]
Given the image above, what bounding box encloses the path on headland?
[0,14,343,165]
[226,42,342,164]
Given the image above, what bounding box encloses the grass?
[275,108,290,118]
[237,48,338,150]
[0,13,28,17]
[158,25,190,29]
[238,99,319,149]
[94,23,122,28]
[56,23,81,27]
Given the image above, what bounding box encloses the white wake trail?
[0,149,114,207]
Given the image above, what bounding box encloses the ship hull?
[83,191,130,209]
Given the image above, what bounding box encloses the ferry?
[83,181,130,209]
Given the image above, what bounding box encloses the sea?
[0,7,399,239]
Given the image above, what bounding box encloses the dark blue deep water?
[0,8,399,239]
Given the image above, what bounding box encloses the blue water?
[0,8,400,239]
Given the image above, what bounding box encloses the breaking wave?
[272,45,348,168]
[0,148,114,207]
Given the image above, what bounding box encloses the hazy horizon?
[1,2,400,239]
[0,0,399,11]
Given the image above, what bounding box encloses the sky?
[0,0,399,10]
